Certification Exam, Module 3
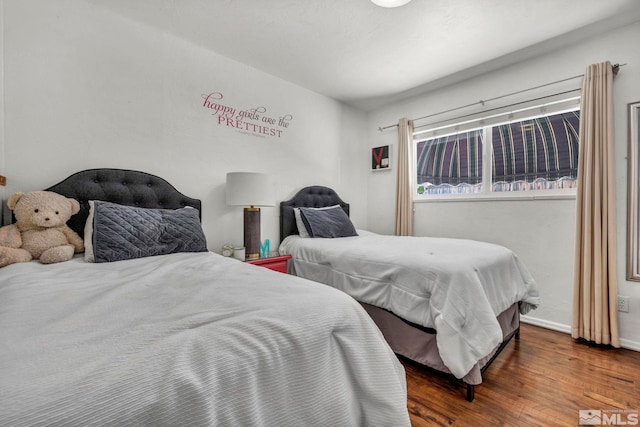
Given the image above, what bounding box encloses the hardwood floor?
[403,323,640,426]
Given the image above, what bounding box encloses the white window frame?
[412,97,580,202]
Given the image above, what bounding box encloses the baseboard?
[520,316,571,334]
[521,315,640,352]
[621,338,640,352]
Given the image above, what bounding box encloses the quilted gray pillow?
[85,201,207,263]
[299,205,358,238]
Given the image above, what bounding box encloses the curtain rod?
[413,88,581,132]
[377,62,626,132]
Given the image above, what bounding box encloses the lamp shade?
[226,172,275,207]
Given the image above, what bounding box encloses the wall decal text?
[201,92,293,138]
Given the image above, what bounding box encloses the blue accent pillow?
[299,206,358,238]
[86,201,207,263]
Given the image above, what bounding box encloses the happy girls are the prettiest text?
[201,92,293,138]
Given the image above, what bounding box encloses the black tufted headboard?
[44,168,201,238]
[279,186,349,242]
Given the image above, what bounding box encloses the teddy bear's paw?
[40,245,75,264]
[0,224,22,249]
[0,247,11,267]
[0,246,32,267]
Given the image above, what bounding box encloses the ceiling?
[91,0,640,111]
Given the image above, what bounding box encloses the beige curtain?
[395,118,414,236]
[572,61,619,347]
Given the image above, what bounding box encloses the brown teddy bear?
[0,191,84,267]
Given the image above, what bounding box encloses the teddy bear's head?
[8,191,80,229]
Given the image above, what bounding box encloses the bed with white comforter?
[0,251,410,426]
[279,230,540,380]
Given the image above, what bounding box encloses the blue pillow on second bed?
[85,200,207,262]
[299,205,358,238]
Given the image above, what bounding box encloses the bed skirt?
[360,302,519,390]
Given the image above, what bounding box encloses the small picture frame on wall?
[371,145,391,171]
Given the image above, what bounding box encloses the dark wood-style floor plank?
[403,324,640,426]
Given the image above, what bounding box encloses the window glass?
[416,129,483,195]
[491,110,580,192]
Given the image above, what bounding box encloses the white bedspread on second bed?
[0,252,409,427]
[279,231,540,379]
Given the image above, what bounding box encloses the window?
[414,106,580,198]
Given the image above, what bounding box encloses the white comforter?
[279,231,540,379]
[0,252,409,427]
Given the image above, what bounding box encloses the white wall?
[366,21,640,350]
[1,0,369,253]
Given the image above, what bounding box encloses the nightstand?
[245,254,292,273]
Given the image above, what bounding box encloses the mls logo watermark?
[579,409,639,425]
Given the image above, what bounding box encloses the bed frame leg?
[466,384,475,402]
[462,318,519,402]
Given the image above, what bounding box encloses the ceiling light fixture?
[371,0,412,7]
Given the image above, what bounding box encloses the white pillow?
[293,207,309,238]
[83,201,96,262]
[294,205,341,238]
